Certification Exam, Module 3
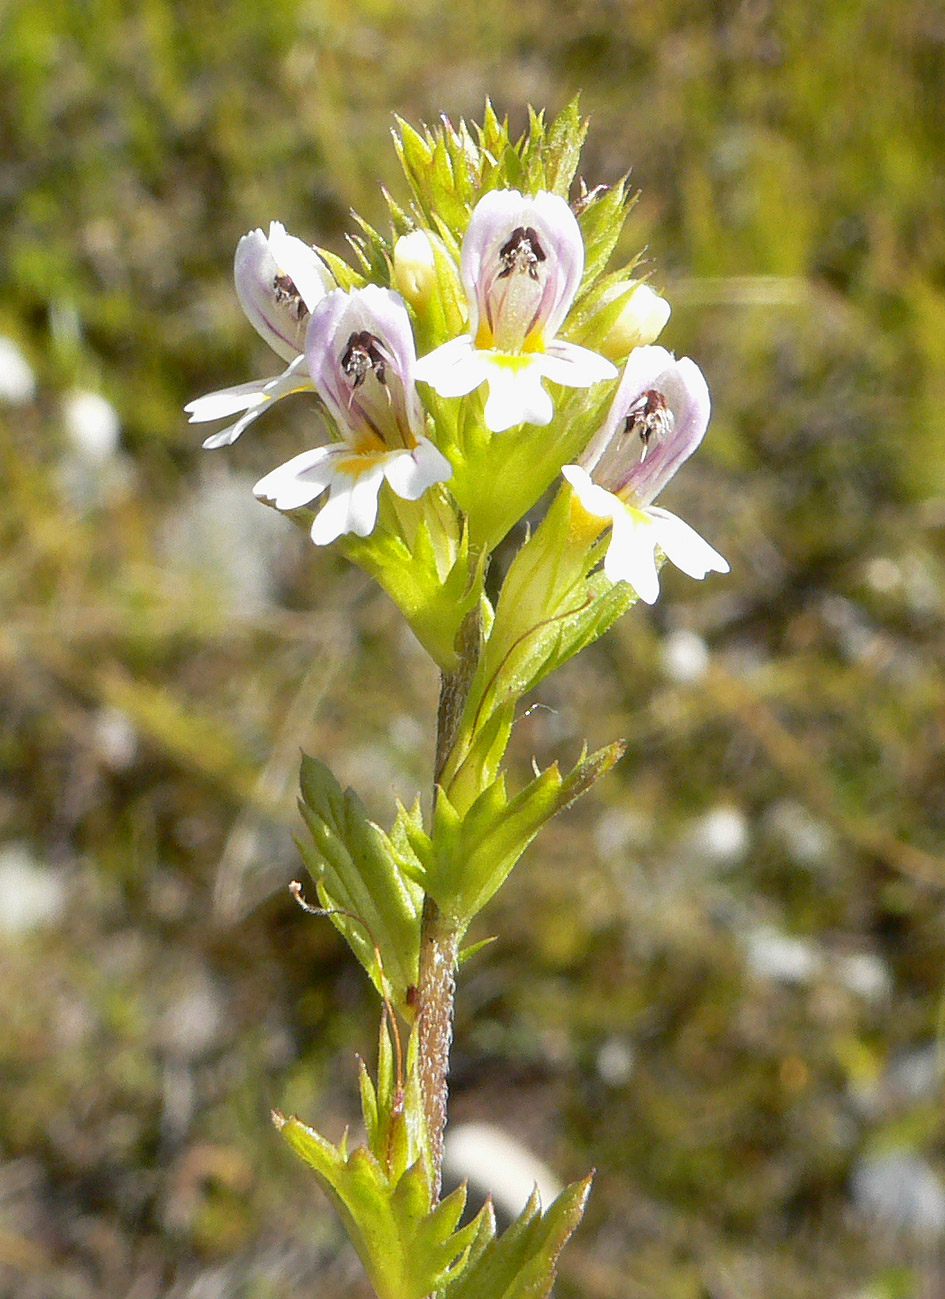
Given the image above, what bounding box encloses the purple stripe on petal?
[460,190,585,351]
[305,286,424,450]
[234,229,306,362]
[581,346,711,508]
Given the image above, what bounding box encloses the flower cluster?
[188,179,727,606]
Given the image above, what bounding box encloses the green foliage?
[575,178,637,294]
[387,98,622,252]
[8,2,945,1295]
[276,1018,590,1299]
[276,1102,489,1299]
[439,489,637,812]
[343,504,483,672]
[407,743,625,926]
[276,1019,497,1299]
[296,755,423,1016]
[443,1176,593,1299]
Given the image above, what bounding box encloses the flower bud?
[598,282,671,360]
[392,230,437,311]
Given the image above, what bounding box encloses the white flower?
[185,222,333,448]
[254,286,451,545]
[392,230,438,311]
[563,345,729,604]
[598,282,671,359]
[414,189,615,433]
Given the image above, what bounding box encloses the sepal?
[391,99,594,244]
[265,489,479,670]
[343,509,483,671]
[296,755,423,1016]
[310,245,369,292]
[446,380,618,552]
[439,488,636,810]
[522,99,588,199]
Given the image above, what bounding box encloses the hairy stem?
[417,603,481,1197]
[416,895,459,1198]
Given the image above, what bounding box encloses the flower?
[414,189,616,433]
[562,345,728,603]
[597,282,671,360]
[185,222,334,448]
[392,230,438,311]
[253,286,451,545]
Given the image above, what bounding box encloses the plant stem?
[416,604,481,1197]
[416,894,459,1198]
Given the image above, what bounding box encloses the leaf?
[276,1110,490,1299]
[296,755,423,1015]
[577,177,636,290]
[564,260,647,345]
[342,506,480,672]
[458,935,497,965]
[444,1175,593,1299]
[428,743,625,923]
[313,245,367,292]
[541,97,588,196]
[390,798,429,887]
[440,485,639,810]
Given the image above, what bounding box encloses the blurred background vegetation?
[2,0,945,1295]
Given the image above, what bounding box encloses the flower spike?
[254,286,451,545]
[185,222,334,448]
[563,345,729,603]
[415,189,616,433]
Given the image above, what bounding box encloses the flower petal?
[234,229,306,362]
[265,221,333,314]
[382,437,452,500]
[306,286,424,447]
[582,346,711,507]
[562,464,622,520]
[482,356,553,432]
[415,335,491,398]
[540,340,617,388]
[185,380,270,423]
[188,354,314,448]
[647,506,730,580]
[253,445,338,510]
[461,189,585,348]
[603,507,661,604]
[309,462,386,544]
[200,406,266,450]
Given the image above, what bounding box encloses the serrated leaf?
[297,755,422,1014]
[444,1175,592,1299]
[429,743,624,923]
[390,799,429,887]
[342,504,479,671]
[540,97,587,196]
[440,701,515,817]
[577,178,636,289]
[565,261,648,345]
[358,1056,379,1148]
[313,245,367,291]
[276,1108,492,1299]
[349,211,392,282]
